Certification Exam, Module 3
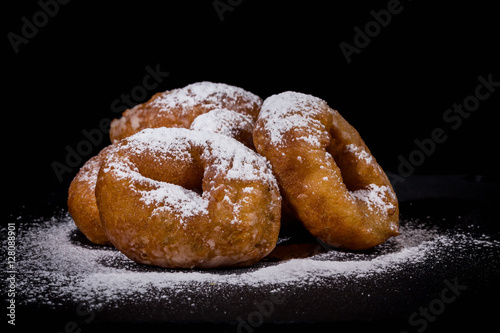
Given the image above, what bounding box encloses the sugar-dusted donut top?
[256,91,332,148]
[150,81,262,117]
[110,81,263,143]
[101,127,278,222]
[256,91,397,218]
[114,127,272,181]
[190,108,254,138]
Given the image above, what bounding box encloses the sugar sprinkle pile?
[3,211,499,310]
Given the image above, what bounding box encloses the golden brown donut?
[67,145,113,245]
[95,127,281,269]
[253,91,399,250]
[69,84,260,246]
[109,81,262,143]
[190,108,255,149]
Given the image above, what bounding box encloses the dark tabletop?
[3,174,499,333]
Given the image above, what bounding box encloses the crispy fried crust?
[95,128,281,269]
[253,91,399,250]
[109,81,262,143]
[67,146,113,245]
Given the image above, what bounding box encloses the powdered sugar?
[257,91,332,147]
[6,211,498,309]
[110,81,263,143]
[140,183,209,223]
[345,144,373,164]
[114,128,275,186]
[101,128,279,224]
[150,82,262,115]
[190,108,254,141]
[350,184,396,214]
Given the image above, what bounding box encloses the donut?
[95,127,281,269]
[253,91,399,250]
[109,81,262,143]
[69,108,255,246]
[67,145,113,245]
[190,108,255,149]
[69,84,260,246]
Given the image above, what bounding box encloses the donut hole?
[325,142,375,192]
[130,150,205,195]
[325,145,360,192]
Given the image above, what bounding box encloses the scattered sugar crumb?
[3,211,498,310]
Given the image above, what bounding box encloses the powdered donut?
[253,91,399,250]
[109,81,262,143]
[67,145,113,245]
[95,127,281,269]
[190,108,255,149]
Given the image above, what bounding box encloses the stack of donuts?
[68,82,399,269]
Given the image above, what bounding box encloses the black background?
[4,0,499,211]
[3,1,499,331]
